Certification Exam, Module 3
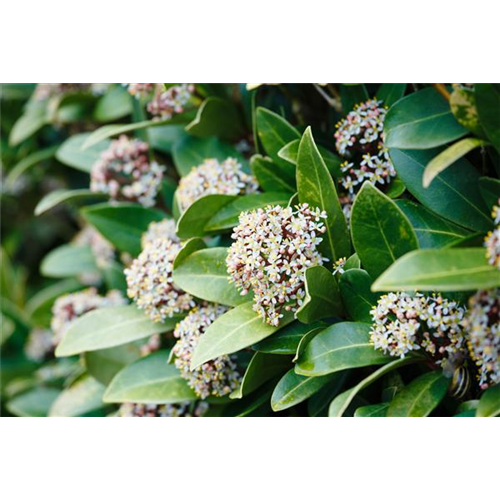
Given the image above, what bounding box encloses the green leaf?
[389,148,491,231]
[385,177,406,199]
[35,189,106,216]
[340,84,369,113]
[94,85,133,122]
[351,183,418,279]
[377,84,406,107]
[172,135,246,177]
[149,125,187,153]
[296,322,389,377]
[173,247,250,307]
[253,320,325,355]
[479,177,500,211]
[205,192,290,232]
[476,384,500,417]
[423,138,488,188]
[6,387,60,417]
[82,202,166,256]
[295,266,342,323]
[103,351,196,404]
[55,305,178,357]
[191,302,294,369]
[84,343,142,386]
[354,403,389,417]
[329,357,417,417]
[49,376,107,417]
[56,133,110,172]
[4,145,58,191]
[41,244,98,278]
[339,269,380,323]
[224,382,273,417]
[476,83,500,154]
[250,154,295,193]
[256,107,300,169]
[293,327,324,362]
[395,199,470,249]
[387,371,449,417]
[230,352,291,399]
[186,97,244,140]
[9,101,50,146]
[278,139,343,179]
[297,127,350,263]
[271,369,338,412]
[176,194,236,239]
[450,86,484,137]
[384,87,468,149]
[372,248,500,292]
[307,372,350,416]
[82,112,194,149]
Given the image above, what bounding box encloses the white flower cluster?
[177,157,259,212]
[141,218,179,249]
[370,292,466,362]
[25,328,54,362]
[73,226,115,268]
[485,202,500,269]
[334,99,396,197]
[125,238,194,323]
[463,289,500,389]
[90,135,165,207]
[173,304,242,399]
[147,84,194,120]
[51,288,126,346]
[227,203,327,326]
[33,83,90,101]
[119,401,209,417]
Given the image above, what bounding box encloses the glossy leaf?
[479,176,500,211]
[395,199,470,249]
[251,154,295,193]
[423,138,488,188]
[103,351,196,404]
[387,371,449,417]
[373,248,500,292]
[9,101,50,146]
[35,189,106,216]
[253,320,325,355]
[6,387,60,417]
[384,87,468,149]
[186,97,244,140]
[351,183,418,279]
[340,84,369,113]
[49,376,107,417]
[339,269,380,323]
[172,135,246,177]
[475,83,500,154]
[41,244,98,278]
[377,83,406,107]
[354,403,389,417]
[191,302,294,369]
[389,148,491,231]
[476,384,500,417]
[173,247,250,307]
[297,127,350,263]
[205,192,290,232]
[307,372,350,416]
[230,352,291,399]
[293,327,324,362]
[94,85,133,122]
[296,322,389,377]
[295,266,343,323]
[82,203,165,255]
[271,369,338,412]
[55,305,178,357]
[450,86,484,136]
[256,107,300,169]
[56,133,110,172]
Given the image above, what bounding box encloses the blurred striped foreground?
[2,405,500,500]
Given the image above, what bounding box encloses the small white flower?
[141,219,179,249]
[177,157,259,212]
[90,135,165,207]
[124,238,194,323]
[173,304,241,399]
[227,203,327,326]
[463,289,500,389]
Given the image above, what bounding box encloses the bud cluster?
[119,401,209,417]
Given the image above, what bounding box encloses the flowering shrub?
[2,82,500,417]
